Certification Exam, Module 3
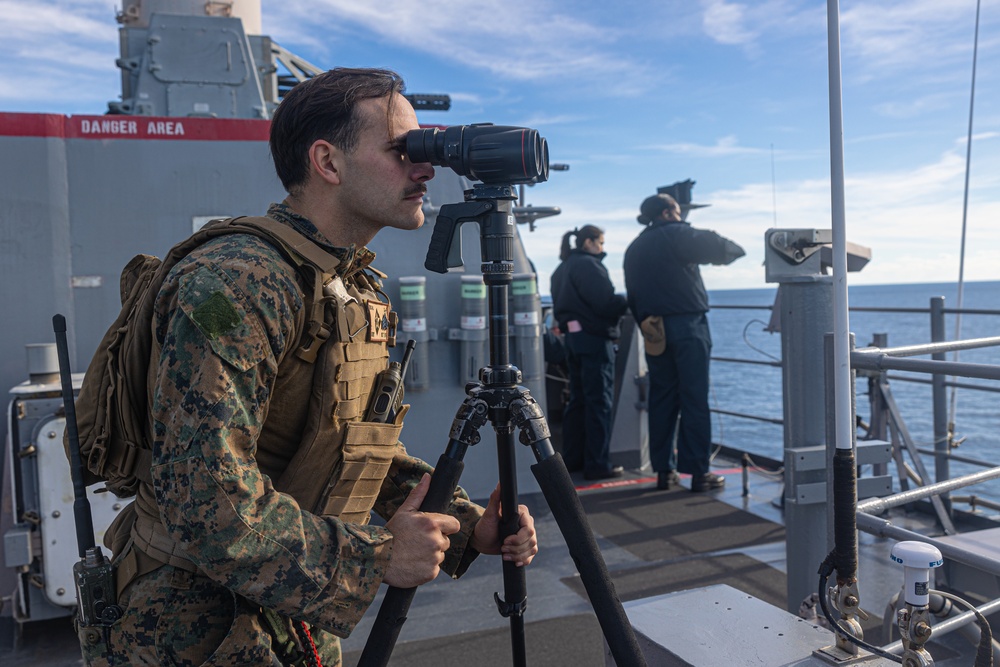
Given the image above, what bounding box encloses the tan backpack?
[70,216,342,497]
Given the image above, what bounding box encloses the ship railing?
[707,299,1000,482]
[851,332,1000,507]
[705,304,786,462]
[855,467,1000,582]
[855,297,1000,493]
[838,329,1000,656]
[855,469,1000,655]
[708,298,1000,653]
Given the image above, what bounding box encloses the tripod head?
[404,124,549,275]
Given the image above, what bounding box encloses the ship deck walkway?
[1,460,993,666]
[345,463,788,666]
[340,462,992,666]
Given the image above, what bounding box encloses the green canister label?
[511,278,537,296]
[400,284,425,300]
[462,283,487,299]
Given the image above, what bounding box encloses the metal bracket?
[493,591,527,618]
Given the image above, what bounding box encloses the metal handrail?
[712,356,781,368]
[712,298,1000,661]
[851,305,1000,316]
[914,447,998,469]
[857,468,1000,514]
[880,596,1000,655]
[855,335,1000,358]
[882,373,1000,394]
[710,408,783,426]
[850,352,1000,381]
[856,511,1000,578]
[708,301,1000,477]
[952,495,1000,512]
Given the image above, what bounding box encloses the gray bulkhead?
[0,2,550,625]
[0,124,547,499]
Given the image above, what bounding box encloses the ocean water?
[705,280,1000,504]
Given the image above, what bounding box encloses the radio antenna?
[948,0,982,439]
[53,314,96,557]
[53,314,123,627]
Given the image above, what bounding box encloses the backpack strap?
[225,216,341,363]
[230,216,341,275]
[84,216,342,498]
[112,216,345,575]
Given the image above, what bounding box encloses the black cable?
[817,559,903,663]
[741,318,781,362]
[818,561,994,666]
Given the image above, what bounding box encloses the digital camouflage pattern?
[92,203,484,666]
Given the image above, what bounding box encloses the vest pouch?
[320,421,402,524]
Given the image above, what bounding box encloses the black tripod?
[358,184,646,666]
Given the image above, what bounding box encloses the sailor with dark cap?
[623,193,745,491]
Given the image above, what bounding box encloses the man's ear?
[308,139,343,186]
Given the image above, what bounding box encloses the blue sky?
[2,0,999,293]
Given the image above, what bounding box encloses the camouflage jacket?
[127,202,482,663]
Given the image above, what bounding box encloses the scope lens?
[405,124,549,184]
[538,137,550,183]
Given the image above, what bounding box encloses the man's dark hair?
[270,67,406,193]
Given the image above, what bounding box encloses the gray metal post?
[779,282,833,454]
[930,296,951,513]
[764,227,870,614]
[780,280,834,613]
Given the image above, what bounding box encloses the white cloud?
[701,0,757,46]
[647,135,787,157]
[690,146,1000,288]
[698,0,825,52]
[0,0,115,40]
[873,93,959,120]
[447,92,486,107]
[959,130,1000,145]
[0,1,131,110]
[518,113,590,129]
[266,0,657,95]
[695,0,999,90]
[840,0,997,78]
[524,139,1000,293]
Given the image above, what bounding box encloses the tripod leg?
[357,446,468,667]
[495,430,528,666]
[531,451,648,667]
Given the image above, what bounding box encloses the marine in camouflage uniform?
[80,67,537,667]
[83,203,484,666]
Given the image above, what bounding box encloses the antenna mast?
[947,0,982,442]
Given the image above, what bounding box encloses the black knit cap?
[637,193,677,225]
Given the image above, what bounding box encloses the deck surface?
[1,463,990,666]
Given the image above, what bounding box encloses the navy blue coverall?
[623,220,744,477]
[550,249,628,476]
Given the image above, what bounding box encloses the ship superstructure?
[1,0,553,626]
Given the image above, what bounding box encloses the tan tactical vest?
[110,222,403,588]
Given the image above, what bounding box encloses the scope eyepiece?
[406,123,549,185]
